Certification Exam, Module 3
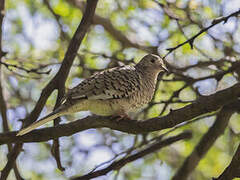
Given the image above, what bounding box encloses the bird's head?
[137,54,168,73]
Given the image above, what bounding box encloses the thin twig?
[71,131,192,180]
[0,60,51,75]
[163,9,240,59]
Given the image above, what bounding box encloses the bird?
[16,54,168,136]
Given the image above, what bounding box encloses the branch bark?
[71,131,192,180]
[0,0,24,179]
[1,82,240,145]
[163,9,240,58]
[0,0,99,179]
[0,0,5,58]
[67,0,158,53]
[172,102,238,180]
[23,0,98,127]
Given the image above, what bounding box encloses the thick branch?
[71,131,192,180]
[67,0,157,53]
[24,0,98,126]
[0,0,4,57]
[1,82,240,144]
[0,0,99,179]
[172,102,237,180]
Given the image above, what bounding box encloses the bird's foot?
[111,113,132,122]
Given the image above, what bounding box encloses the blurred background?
[0,0,240,179]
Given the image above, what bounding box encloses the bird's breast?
[128,80,156,110]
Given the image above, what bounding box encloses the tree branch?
[0,143,23,180]
[175,58,228,71]
[42,0,70,41]
[0,0,99,179]
[0,0,24,179]
[172,102,238,180]
[0,60,51,75]
[214,143,240,180]
[0,0,5,58]
[23,0,98,127]
[0,65,24,180]
[71,131,192,180]
[67,0,158,53]
[1,82,240,145]
[163,9,240,59]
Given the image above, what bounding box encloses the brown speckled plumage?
[17,54,168,136]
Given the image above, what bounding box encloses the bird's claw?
[111,114,132,122]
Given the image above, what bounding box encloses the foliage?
[0,0,240,180]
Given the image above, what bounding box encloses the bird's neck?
[136,67,159,103]
[137,67,159,86]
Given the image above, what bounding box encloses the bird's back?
[61,64,158,116]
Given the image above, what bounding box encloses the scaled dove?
[17,54,168,136]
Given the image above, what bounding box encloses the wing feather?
[64,66,139,101]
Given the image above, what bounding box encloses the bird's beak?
[162,64,168,72]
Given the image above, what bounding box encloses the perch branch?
[1,82,240,144]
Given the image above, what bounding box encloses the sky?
[1,0,240,179]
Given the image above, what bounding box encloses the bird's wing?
[64,66,141,101]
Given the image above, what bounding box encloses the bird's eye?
[150,59,155,63]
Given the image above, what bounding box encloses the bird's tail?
[16,106,66,136]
